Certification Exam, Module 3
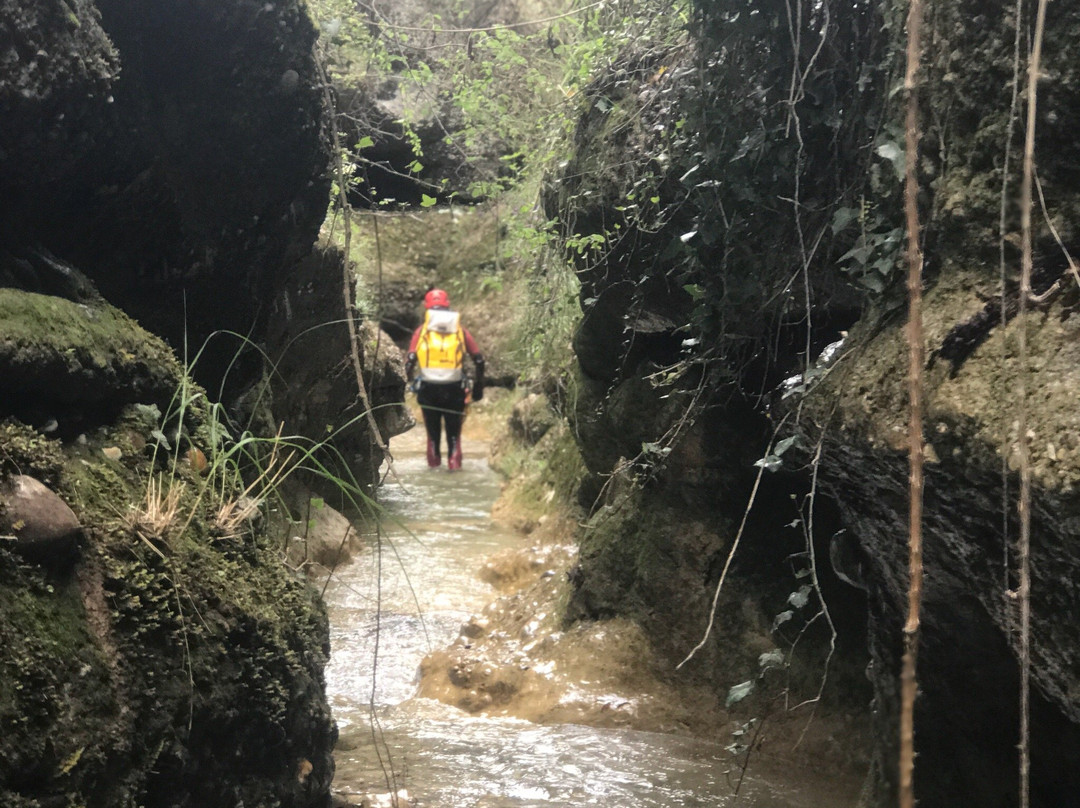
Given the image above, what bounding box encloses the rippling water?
[322,428,856,807]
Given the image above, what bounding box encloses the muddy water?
[323,428,855,807]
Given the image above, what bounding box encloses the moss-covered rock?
[795,261,1080,807]
[0,293,335,807]
[1,0,331,408]
[0,289,182,435]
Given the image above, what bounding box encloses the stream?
[322,426,858,807]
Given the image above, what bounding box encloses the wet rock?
[0,474,81,566]
[459,615,489,639]
[419,648,538,714]
[285,492,363,571]
[261,249,413,498]
[478,545,559,592]
[0,289,184,436]
[508,393,556,446]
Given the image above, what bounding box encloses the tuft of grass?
[214,435,295,540]
[125,474,185,553]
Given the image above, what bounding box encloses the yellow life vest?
[416,309,465,382]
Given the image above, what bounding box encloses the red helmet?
[424,288,450,309]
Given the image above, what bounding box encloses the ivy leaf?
[859,273,886,293]
[758,649,785,670]
[772,610,794,631]
[831,206,858,234]
[875,141,905,181]
[726,680,755,707]
[753,454,783,472]
[788,585,813,609]
[773,435,799,457]
[356,136,375,150]
[150,429,171,450]
[420,194,437,208]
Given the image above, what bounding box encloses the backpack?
[416,309,465,382]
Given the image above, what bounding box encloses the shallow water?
[322,428,856,807]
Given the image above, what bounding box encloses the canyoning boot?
[447,438,463,471]
[426,439,441,468]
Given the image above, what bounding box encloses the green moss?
[0,555,116,794]
[0,421,64,486]
[0,289,178,375]
[493,413,587,526]
[1,332,334,806]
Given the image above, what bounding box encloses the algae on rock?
[0,291,336,807]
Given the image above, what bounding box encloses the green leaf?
[788,585,813,609]
[420,194,437,208]
[875,141,905,181]
[726,680,755,707]
[758,649,785,670]
[772,610,794,631]
[356,136,375,150]
[773,435,799,457]
[150,429,171,450]
[831,206,858,234]
[753,454,783,472]
[859,273,886,293]
[683,283,705,301]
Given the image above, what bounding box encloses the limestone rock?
[288,496,363,571]
[0,474,81,565]
[508,393,555,446]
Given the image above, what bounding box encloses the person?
[405,288,485,470]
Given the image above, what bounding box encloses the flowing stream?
[322,427,858,807]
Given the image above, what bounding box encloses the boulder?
[286,495,364,572]
[508,393,555,446]
[1,0,331,397]
[260,247,413,502]
[0,474,80,565]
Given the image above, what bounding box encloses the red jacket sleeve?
[408,325,423,353]
[463,328,481,357]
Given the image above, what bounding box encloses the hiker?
[405,288,485,470]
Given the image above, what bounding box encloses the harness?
[416,309,466,382]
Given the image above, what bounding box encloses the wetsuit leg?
[416,384,444,465]
[419,382,466,467]
[441,384,467,470]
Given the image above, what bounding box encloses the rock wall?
[2,0,330,388]
[801,267,1080,805]
[0,0,410,483]
[0,1,412,804]
[0,290,335,808]
[547,0,1080,805]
